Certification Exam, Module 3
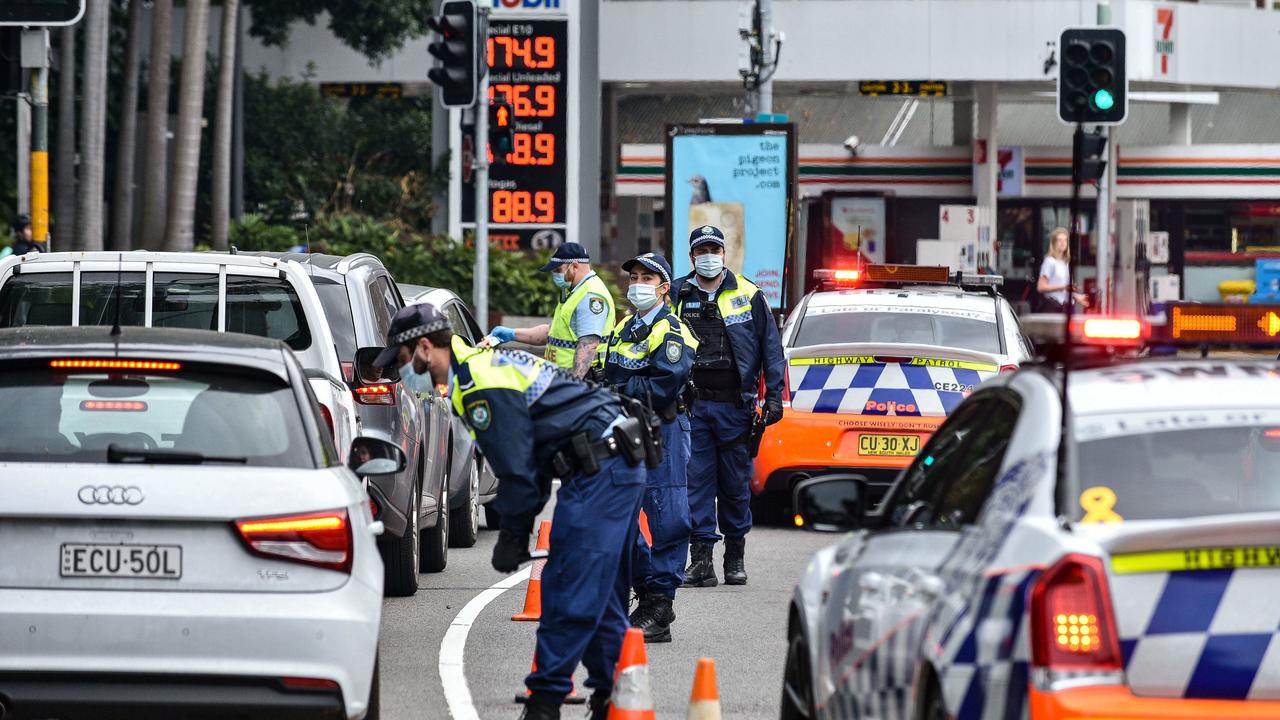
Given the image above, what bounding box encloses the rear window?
[0,363,315,468]
[313,278,357,362]
[0,272,312,351]
[794,305,1001,354]
[1075,410,1280,521]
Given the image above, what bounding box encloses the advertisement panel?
[665,124,796,308]
[826,195,886,265]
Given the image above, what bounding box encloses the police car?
[781,305,1280,720]
[754,265,1031,518]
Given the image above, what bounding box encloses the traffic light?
[489,93,514,166]
[427,0,478,108]
[1058,28,1127,125]
[1072,127,1108,185]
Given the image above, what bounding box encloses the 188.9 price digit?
[492,191,555,223]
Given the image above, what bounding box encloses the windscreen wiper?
[107,444,248,465]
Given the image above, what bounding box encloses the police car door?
[820,397,1011,718]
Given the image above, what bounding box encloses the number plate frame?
[59,543,183,580]
[857,433,921,457]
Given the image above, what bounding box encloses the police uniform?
[540,243,616,370]
[374,304,647,719]
[603,253,696,643]
[673,225,785,587]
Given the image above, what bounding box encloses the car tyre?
[780,625,814,720]
[484,503,501,531]
[381,487,420,597]
[366,653,381,720]
[422,486,449,573]
[449,455,480,548]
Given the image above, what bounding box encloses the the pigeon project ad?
[666,124,796,308]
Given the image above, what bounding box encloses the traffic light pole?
[472,9,490,332]
[1094,1,1112,312]
[1056,121,1085,521]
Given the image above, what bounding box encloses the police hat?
[688,225,725,250]
[373,303,451,368]
[621,253,672,285]
[538,242,591,272]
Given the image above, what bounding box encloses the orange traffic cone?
[607,628,655,719]
[513,520,552,621]
[687,658,721,720]
[514,649,585,705]
[638,509,653,546]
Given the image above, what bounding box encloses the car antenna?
[111,252,124,339]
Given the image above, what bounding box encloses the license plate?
[858,433,920,457]
[60,543,182,579]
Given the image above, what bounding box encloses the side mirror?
[792,474,867,532]
[160,286,190,311]
[355,346,400,385]
[350,436,406,477]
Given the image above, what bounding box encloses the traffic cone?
[638,509,653,546]
[512,520,551,621]
[607,628,655,719]
[514,649,585,705]
[686,658,721,720]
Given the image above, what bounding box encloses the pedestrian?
[603,252,696,643]
[10,214,41,255]
[1037,227,1088,312]
[672,225,785,587]
[485,242,616,379]
[373,303,649,720]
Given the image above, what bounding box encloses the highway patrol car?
[754,265,1031,517]
[782,306,1280,720]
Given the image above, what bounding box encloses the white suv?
[0,251,360,462]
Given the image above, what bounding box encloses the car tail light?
[280,677,340,691]
[999,364,1018,374]
[318,403,336,443]
[781,365,791,406]
[1030,554,1123,688]
[340,361,355,384]
[368,496,380,519]
[51,359,181,371]
[81,400,148,411]
[235,510,352,573]
[353,383,396,406]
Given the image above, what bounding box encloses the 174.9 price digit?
[492,191,555,223]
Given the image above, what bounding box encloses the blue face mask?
[551,270,570,290]
[400,360,434,397]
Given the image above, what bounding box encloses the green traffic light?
[1093,89,1115,111]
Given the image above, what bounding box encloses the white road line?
[440,566,531,720]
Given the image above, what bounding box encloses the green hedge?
[227,213,620,318]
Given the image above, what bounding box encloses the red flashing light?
[834,269,861,282]
[80,400,148,412]
[1031,554,1122,674]
[1265,429,1280,439]
[1081,318,1144,341]
[51,359,181,371]
[236,510,352,574]
[354,384,396,406]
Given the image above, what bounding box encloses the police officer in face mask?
[374,303,648,720]
[603,253,697,643]
[672,225,785,587]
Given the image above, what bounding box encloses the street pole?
[473,8,490,332]
[1094,0,1111,312]
[26,29,50,246]
[756,0,773,115]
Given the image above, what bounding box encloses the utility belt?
[550,402,664,478]
[694,387,743,406]
[656,398,690,423]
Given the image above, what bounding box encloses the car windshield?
[0,363,315,467]
[313,278,357,362]
[0,272,312,351]
[1075,410,1280,521]
[793,306,1001,354]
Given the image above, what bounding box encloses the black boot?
[518,696,560,720]
[588,689,610,720]
[627,592,654,627]
[631,592,674,643]
[682,543,718,588]
[723,536,748,586]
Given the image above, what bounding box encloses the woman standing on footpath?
[1037,227,1089,312]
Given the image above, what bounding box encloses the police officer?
[487,242,616,379]
[374,303,647,720]
[673,225,785,587]
[603,253,696,643]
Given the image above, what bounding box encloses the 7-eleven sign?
[1155,6,1175,78]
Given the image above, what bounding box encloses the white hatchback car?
[0,326,391,719]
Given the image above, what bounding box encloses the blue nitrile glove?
[491,326,517,344]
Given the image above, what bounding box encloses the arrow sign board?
[0,0,84,25]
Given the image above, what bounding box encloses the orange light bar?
[80,400,148,412]
[237,514,346,535]
[863,264,951,284]
[51,359,181,371]
[1081,318,1143,340]
[1169,303,1280,345]
[1266,429,1280,439]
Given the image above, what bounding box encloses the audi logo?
[78,485,145,506]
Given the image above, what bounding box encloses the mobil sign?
[493,0,560,7]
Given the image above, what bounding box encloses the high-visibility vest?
[545,272,615,369]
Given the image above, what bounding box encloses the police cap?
[621,252,672,285]
[373,303,451,368]
[688,224,725,250]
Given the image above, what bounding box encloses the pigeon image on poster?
[688,175,712,205]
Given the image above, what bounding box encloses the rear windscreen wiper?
[107,444,248,465]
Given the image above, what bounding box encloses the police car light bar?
[1081,318,1144,341]
[1022,314,1148,349]
[863,264,951,284]
[1160,302,1280,347]
[954,272,1004,289]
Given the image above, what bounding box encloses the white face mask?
[627,283,660,312]
[694,253,724,278]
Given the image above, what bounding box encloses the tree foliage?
[244,0,431,61]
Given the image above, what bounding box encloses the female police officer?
[603,253,697,644]
[374,303,646,719]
